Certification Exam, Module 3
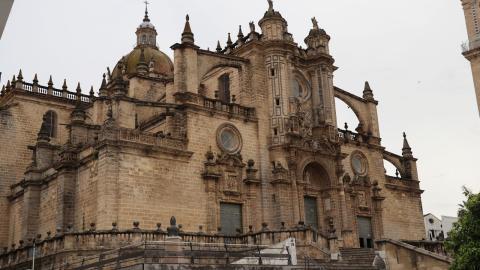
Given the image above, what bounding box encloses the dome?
[139,21,155,29]
[112,46,174,78]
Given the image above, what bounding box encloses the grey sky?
[0,0,478,218]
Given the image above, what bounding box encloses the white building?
[424,213,458,241]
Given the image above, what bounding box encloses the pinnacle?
[238,25,244,38]
[62,79,68,91]
[227,33,233,47]
[48,75,53,87]
[76,82,82,93]
[216,41,222,52]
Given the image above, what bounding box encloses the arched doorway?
[302,163,330,231]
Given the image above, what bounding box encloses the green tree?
[445,187,480,270]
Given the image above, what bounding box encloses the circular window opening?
[429,218,434,224]
[351,152,368,176]
[217,124,242,154]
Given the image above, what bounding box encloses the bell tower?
[461,0,480,115]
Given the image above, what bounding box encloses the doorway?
[357,216,373,248]
[220,203,242,235]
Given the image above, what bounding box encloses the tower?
[461,0,480,115]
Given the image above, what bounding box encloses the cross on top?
[144,0,150,12]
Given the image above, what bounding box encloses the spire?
[363,81,375,101]
[312,17,319,30]
[62,79,68,91]
[6,80,11,91]
[237,26,245,46]
[89,86,95,97]
[181,14,195,44]
[99,73,108,97]
[76,82,82,94]
[33,74,39,85]
[402,132,413,158]
[101,73,107,88]
[143,0,150,22]
[216,40,222,52]
[226,33,233,47]
[1,85,5,96]
[17,69,23,82]
[238,25,244,39]
[48,75,54,88]
[11,75,16,86]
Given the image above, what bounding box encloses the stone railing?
[99,127,188,151]
[2,80,93,103]
[201,96,256,119]
[0,226,325,270]
[402,240,450,258]
[384,175,421,193]
[337,128,360,142]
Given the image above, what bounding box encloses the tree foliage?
[445,187,480,270]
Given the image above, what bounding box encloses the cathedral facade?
[0,2,429,267]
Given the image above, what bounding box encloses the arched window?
[142,35,147,44]
[43,111,57,138]
[218,74,231,103]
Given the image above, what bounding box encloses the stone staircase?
[307,248,379,270]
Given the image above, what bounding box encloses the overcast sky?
[0,0,478,218]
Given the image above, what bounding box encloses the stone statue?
[167,216,179,237]
[249,21,256,33]
[312,17,319,29]
[268,0,273,11]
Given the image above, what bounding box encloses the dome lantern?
[136,1,157,48]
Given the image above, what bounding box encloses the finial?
[62,79,68,91]
[181,14,195,44]
[6,80,10,90]
[227,33,233,47]
[17,69,23,81]
[363,81,375,101]
[344,122,349,130]
[402,132,413,158]
[216,40,222,52]
[312,17,319,30]
[89,86,94,97]
[268,0,274,12]
[1,85,5,96]
[11,75,16,85]
[76,82,82,94]
[238,25,244,39]
[143,0,150,22]
[101,73,107,88]
[48,75,53,88]
[33,74,39,84]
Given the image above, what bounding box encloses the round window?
[217,124,242,154]
[351,152,368,176]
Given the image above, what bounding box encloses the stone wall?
[376,239,451,270]
[0,92,75,246]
